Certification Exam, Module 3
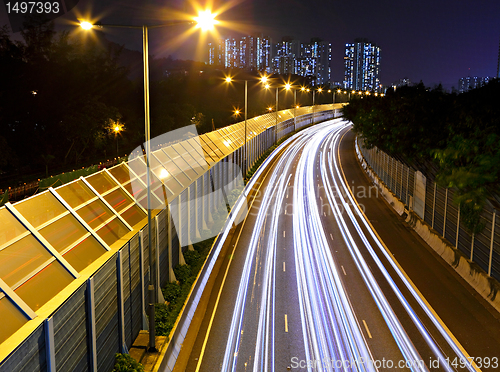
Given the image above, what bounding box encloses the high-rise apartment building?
[458,76,491,93]
[207,35,331,84]
[344,38,381,92]
[208,35,273,72]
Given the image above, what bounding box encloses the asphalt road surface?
[173,120,500,372]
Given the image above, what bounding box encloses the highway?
[175,119,500,372]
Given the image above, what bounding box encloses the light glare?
[80,21,93,30]
[195,10,219,31]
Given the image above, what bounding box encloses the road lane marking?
[336,129,479,370]
[285,314,288,332]
[283,231,286,237]
[194,155,277,372]
[362,320,372,338]
[330,233,334,240]
[283,262,286,272]
[341,265,346,276]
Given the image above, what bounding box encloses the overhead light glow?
[194,10,219,31]
[80,21,93,30]
[159,169,170,179]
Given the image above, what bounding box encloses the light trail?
[202,119,478,372]
[320,123,479,371]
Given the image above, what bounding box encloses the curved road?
[173,120,500,372]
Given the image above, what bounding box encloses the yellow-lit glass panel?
[104,189,133,214]
[86,172,118,195]
[76,200,114,230]
[0,295,29,344]
[56,181,95,209]
[97,218,128,246]
[0,235,53,288]
[0,208,29,246]
[172,144,197,179]
[127,157,147,177]
[15,192,67,229]
[108,163,133,185]
[39,215,88,253]
[15,261,73,311]
[63,236,106,272]
[121,205,147,227]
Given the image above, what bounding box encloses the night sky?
[2,0,500,89]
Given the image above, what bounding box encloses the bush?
[183,249,201,267]
[162,282,181,303]
[112,353,144,372]
[173,264,192,285]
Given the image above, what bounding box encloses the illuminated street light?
[194,10,219,31]
[80,21,93,30]
[79,12,216,352]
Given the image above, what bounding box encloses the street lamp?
[113,122,124,158]
[225,76,250,174]
[285,83,297,131]
[79,12,216,352]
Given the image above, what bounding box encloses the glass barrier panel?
[121,205,147,227]
[15,261,73,311]
[63,236,106,272]
[96,218,129,246]
[0,235,53,288]
[0,294,29,344]
[15,192,68,229]
[0,208,29,247]
[86,172,118,195]
[104,189,134,214]
[39,215,89,253]
[76,200,115,230]
[56,180,96,210]
[108,163,132,184]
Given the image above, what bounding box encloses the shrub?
[112,353,144,372]
[173,264,192,285]
[183,250,201,267]
[162,282,181,303]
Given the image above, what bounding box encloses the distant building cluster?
[344,39,382,92]
[208,36,384,91]
[208,35,332,85]
[458,76,492,93]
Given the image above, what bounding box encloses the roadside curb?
[355,138,500,315]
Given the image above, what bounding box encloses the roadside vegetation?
[343,80,500,233]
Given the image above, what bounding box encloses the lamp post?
[113,122,123,158]
[264,81,279,143]
[79,11,217,352]
[284,83,297,132]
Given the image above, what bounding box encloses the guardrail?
[357,137,500,281]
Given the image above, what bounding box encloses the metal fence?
[357,138,500,282]
[0,106,341,372]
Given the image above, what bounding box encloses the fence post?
[45,317,56,372]
[443,188,448,238]
[167,207,176,282]
[432,183,437,229]
[406,167,410,206]
[86,277,97,372]
[116,250,128,353]
[471,233,475,261]
[455,204,460,249]
[488,210,497,276]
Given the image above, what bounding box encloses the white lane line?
[362,320,372,339]
[330,233,334,240]
[283,262,286,272]
[285,314,288,332]
[341,265,347,276]
[283,231,286,237]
